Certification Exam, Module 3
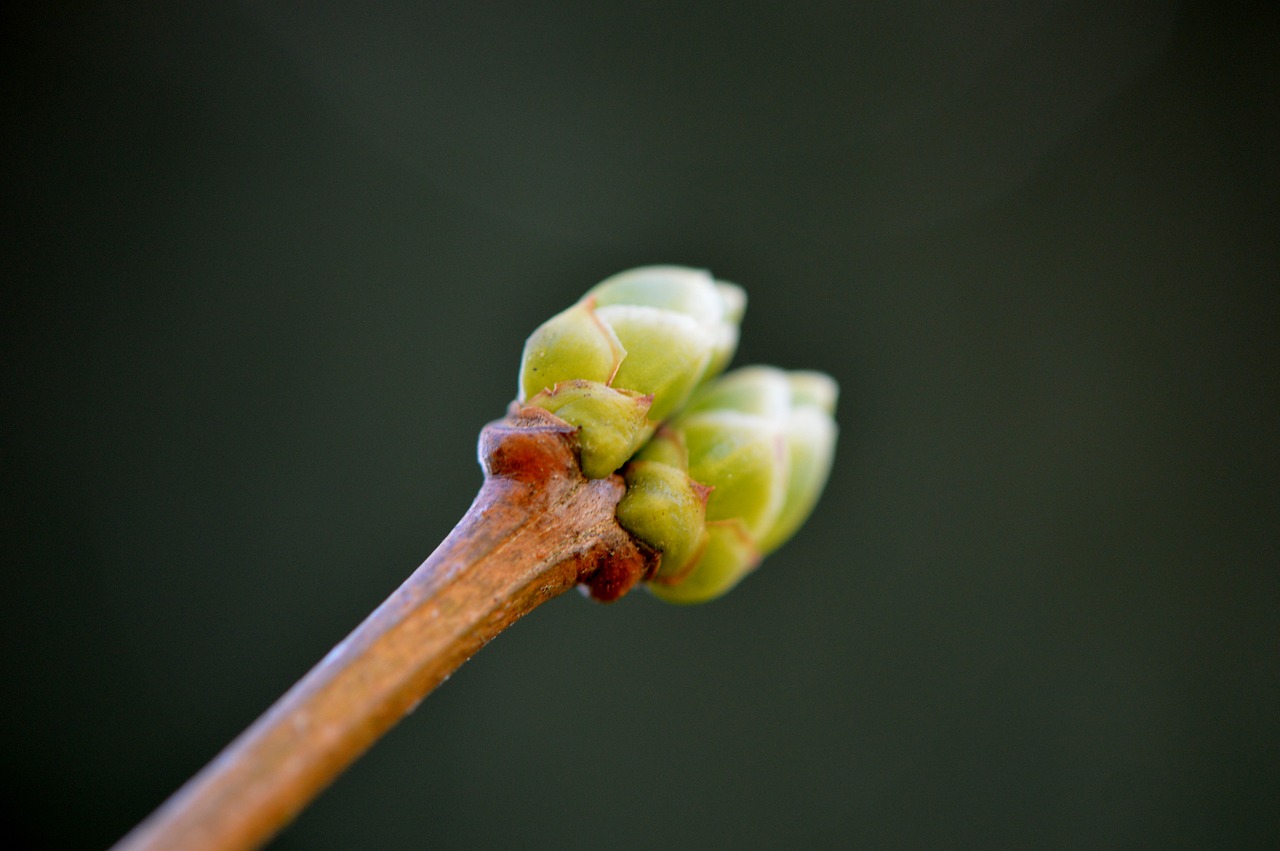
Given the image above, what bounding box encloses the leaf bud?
[518,267,746,477]
[625,366,838,604]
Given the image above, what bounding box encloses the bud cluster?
[619,367,838,602]
[518,267,837,603]
[519,266,745,478]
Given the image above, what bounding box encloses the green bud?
[615,460,710,580]
[681,365,791,418]
[757,371,839,554]
[595,305,713,422]
[519,300,624,403]
[647,519,759,605]
[680,410,788,540]
[631,424,689,469]
[624,366,838,604]
[519,267,746,477]
[527,380,653,479]
[586,267,746,396]
[707,283,747,379]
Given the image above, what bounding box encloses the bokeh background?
[4,2,1277,848]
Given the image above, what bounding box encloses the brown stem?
[113,407,656,851]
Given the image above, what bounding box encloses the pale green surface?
[528,380,654,479]
[587,266,725,321]
[519,301,622,401]
[681,411,787,537]
[519,266,746,477]
[647,520,758,604]
[597,305,713,421]
[758,407,838,554]
[616,460,708,578]
[683,365,791,417]
[626,366,839,603]
[632,427,689,470]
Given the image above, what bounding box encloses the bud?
[526,380,653,480]
[618,366,838,604]
[519,267,746,477]
[614,458,710,579]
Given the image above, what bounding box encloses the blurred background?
[3,1,1277,848]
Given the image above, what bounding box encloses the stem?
[114,407,655,851]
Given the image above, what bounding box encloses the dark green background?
[4,2,1277,848]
